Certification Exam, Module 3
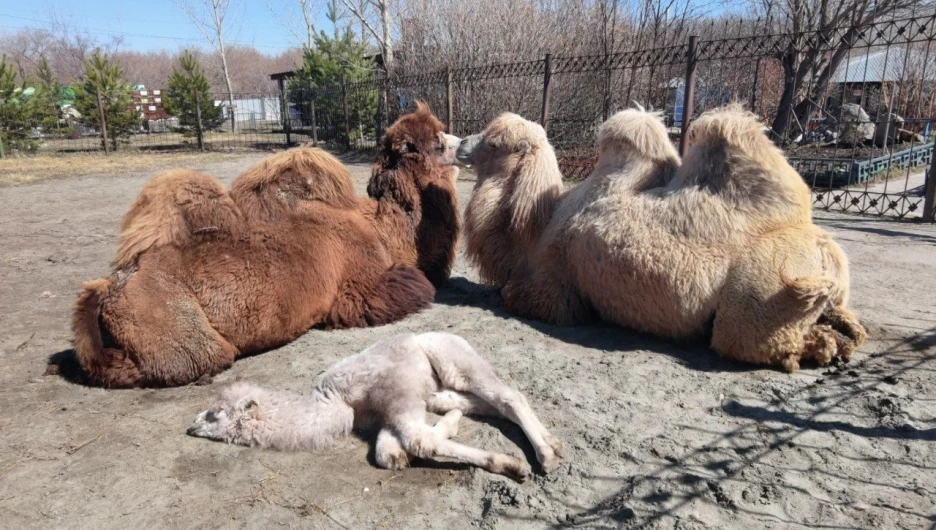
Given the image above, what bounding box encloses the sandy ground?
[1,153,934,530]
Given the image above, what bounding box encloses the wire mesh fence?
[2,8,934,220]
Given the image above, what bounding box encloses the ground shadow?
[819,217,936,244]
[500,328,936,529]
[46,349,88,385]
[437,276,761,375]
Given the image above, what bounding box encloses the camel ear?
[236,398,258,413]
[517,140,531,154]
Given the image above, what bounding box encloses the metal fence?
[293,10,936,221]
[2,9,935,221]
[0,91,293,154]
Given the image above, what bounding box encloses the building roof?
[832,48,935,83]
[269,70,296,81]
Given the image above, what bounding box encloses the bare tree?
[336,0,396,73]
[176,0,241,131]
[759,0,922,143]
[265,0,319,49]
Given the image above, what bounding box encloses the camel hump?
[113,169,243,269]
[231,147,358,221]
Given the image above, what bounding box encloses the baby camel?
[187,333,564,481]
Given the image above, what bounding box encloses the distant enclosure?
[2,10,934,221]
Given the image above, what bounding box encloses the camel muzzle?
[456,134,482,167]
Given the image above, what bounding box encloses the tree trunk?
[214,2,237,132]
[770,56,800,144]
[379,0,393,74]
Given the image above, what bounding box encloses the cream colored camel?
[456,105,865,371]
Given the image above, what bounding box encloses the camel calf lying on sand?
[187,333,564,481]
[457,105,865,371]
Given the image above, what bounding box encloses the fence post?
[924,149,936,223]
[446,67,454,134]
[310,99,318,145]
[679,35,698,157]
[341,74,351,149]
[0,134,5,159]
[95,84,109,154]
[541,53,553,131]
[750,58,760,113]
[278,78,291,147]
[194,88,205,151]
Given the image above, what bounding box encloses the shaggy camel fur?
[457,105,866,371]
[187,332,564,481]
[73,103,462,388]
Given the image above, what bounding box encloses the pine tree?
[164,50,223,149]
[289,5,378,146]
[32,57,61,130]
[72,49,141,151]
[0,55,41,154]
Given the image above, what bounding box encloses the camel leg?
[326,264,435,329]
[818,306,867,359]
[418,333,564,473]
[375,410,463,471]
[390,414,531,482]
[502,244,592,326]
[427,390,499,416]
[89,269,239,387]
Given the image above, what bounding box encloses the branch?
[175,0,223,55]
[336,0,383,44]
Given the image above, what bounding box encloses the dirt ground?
[1,153,934,530]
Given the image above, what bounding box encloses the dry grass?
[0,151,233,187]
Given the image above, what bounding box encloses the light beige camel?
[456,105,865,371]
[187,332,564,481]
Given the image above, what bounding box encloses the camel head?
[458,113,564,286]
[187,382,267,446]
[455,113,550,174]
[597,107,680,167]
[377,100,461,170]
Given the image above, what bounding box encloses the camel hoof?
[544,433,565,458]
[379,450,410,471]
[490,454,530,482]
[435,409,462,439]
[539,452,562,474]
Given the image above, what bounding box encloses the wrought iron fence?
[295,9,936,221]
[2,9,935,220]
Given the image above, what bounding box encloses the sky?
[0,0,332,54]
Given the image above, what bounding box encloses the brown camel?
[72,102,462,388]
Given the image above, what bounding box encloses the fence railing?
[2,9,935,221]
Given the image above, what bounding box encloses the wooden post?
[95,84,109,154]
[341,74,351,149]
[750,58,760,113]
[194,88,205,151]
[0,133,5,159]
[924,150,936,223]
[310,99,318,145]
[679,35,698,157]
[278,78,291,147]
[446,67,454,134]
[540,54,553,131]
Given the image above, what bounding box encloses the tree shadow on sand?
[491,326,936,529]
